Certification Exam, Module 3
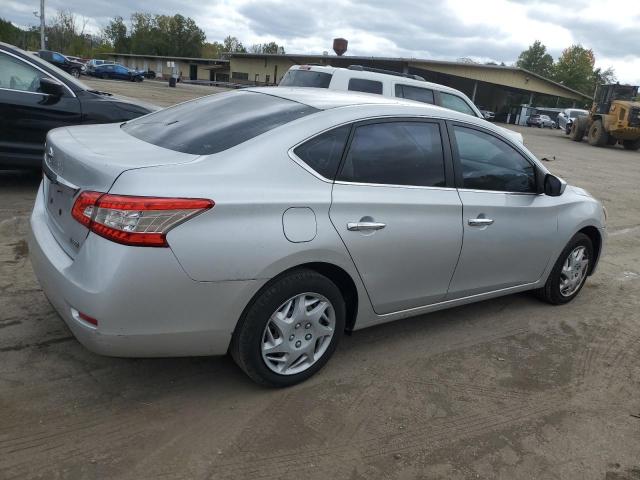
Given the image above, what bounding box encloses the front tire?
[570,118,586,142]
[588,119,608,146]
[230,269,345,387]
[70,68,80,78]
[535,233,593,305]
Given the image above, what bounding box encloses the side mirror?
[39,77,64,97]
[544,173,566,197]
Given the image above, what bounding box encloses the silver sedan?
[30,88,606,387]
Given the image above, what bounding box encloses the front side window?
[440,92,476,116]
[294,125,350,179]
[279,70,332,88]
[0,52,44,93]
[395,84,435,104]
[453,126,536,193]
[338,121,445,187]
[348,78,383,95]
[122,91,317,155]
[52,53,66,63]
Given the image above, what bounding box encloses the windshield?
[26,51,88,90]
[122,91,318,155]
[612,86,638,101]
[279,69,333,88]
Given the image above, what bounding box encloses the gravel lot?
[1,80,639,479]
[83,77,231,107]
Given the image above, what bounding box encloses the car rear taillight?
[71,192,213,247]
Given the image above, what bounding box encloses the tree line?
[0,11,285,59]
[0,13,617,97]
[516,40,615,96]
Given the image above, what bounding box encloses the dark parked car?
[92,64,145,82]
[527,114,556,128]
[0,42,157,168]
[38,50,85,78]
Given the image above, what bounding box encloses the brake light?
[71,192,213,247]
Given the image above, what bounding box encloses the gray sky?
[4,0,640,83]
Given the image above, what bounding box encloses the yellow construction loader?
[570,84,640,150]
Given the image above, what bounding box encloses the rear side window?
[440,92,477,117]
[348,78,383,95]
[338,121,445,187]
[279,69,332,88]
[122,91,317,155]
[293,125,350,179]
[395,84,435,104]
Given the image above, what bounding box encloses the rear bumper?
[29,186,265,357]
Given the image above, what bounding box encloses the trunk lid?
[43,124,200,258]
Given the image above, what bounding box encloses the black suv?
[0,42,158,168]
[38,50,85,78]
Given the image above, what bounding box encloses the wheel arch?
[577,225,602,275]
[234,262,360,337]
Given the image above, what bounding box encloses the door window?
[395,84,435,104]
[0,52,44,93]
[440,92,477,116]
[453,126,536,193]
[294,125,350,179]
[338,121,446,187]
[347,78,383,95]
[52,53,66,63]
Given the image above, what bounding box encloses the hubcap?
[559,246,589,297]
[261,293,336,375]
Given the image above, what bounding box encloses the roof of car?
[248,86,423,110]
[245,87,496,128]
[286,64,469,96]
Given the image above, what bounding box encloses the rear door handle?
[468,218,494,226]
[347,222,386,231]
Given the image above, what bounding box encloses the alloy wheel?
[559,246,589,297]
[261,293,335,375]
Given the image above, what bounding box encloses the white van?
[279,64,523,144]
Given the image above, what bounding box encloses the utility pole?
[40,0,45,50]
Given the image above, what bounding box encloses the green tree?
[553,44,595,95]
[516,40,553,77]
[590,66,616,94]
[103,16,129,52]
[223,35,246,53]
[202,41,224,58]
[249,41,285,54]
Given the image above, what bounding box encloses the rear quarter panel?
[109,114,364,285]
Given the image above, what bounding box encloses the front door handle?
[468,218,494,226]
[347,222,386,231]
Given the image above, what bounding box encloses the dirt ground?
[1,81,639,480]
[83,77,231,107]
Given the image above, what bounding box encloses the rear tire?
[588,119,608,146]
[570,118,586,142]
[230,269,345,387]
[535,233,593,305]
[622,139,640,151]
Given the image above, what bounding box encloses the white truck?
[279,64,523,144]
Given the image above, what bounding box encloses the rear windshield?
[122,91,318,155]
[279,69,332,88]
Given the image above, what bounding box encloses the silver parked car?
[30,88,606,387]
[557,108,590,134]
